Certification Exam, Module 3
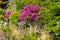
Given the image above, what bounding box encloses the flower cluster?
[19,4,40,22]
[5,10,12,18]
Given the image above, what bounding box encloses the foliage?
[40,1,60,40]
[9,11,20,24]
[0,0,60,40]
[0,8,5,15]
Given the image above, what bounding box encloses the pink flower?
[19,4,40,22]
[5,10,12,18]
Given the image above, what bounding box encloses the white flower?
[27,28,29,29]
[1,21,3,24]
[4,22,7,25]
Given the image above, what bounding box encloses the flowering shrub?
[20,4,40,22]
[0,0,60,40]
[5,10,12,18]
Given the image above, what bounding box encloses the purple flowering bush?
[0,0,60,40]
[5,10,12,18]
[19,4,40,22]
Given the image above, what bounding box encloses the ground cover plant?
[0,0,60,40]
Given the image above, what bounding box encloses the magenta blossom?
[5,10,12,18]
[19,4,40,22]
